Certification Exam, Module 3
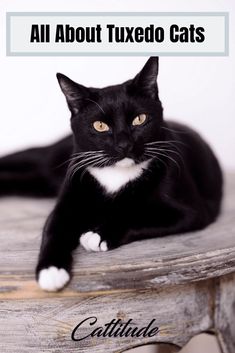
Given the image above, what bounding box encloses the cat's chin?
[115,158,135,168]
[88,159,151,194]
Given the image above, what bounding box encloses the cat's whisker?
[72,154,106,167]
[79,157,109,180]
[144,152,168,169]
[68,158,90,176]
[144,150,181,173]
[72,150,104,156]
[81,156,108,172]
[161,126,190,135]
[68,155,106,180]
[79,156,114,182]
[55,155,89,169]
[68,159,97,178]
[145,147,184,165]
[145,140,185,146]
[68,159,97,176]
[144,140,185,154]
[92,157,110,169]
[146,147,180,154]
[101,159,111,168]
[69,154,104,163]
[55,150,105,169]
[107,157,117,167]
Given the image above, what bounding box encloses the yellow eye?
[132,113,147,126]
[93,121,109,132]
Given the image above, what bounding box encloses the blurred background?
[0,0,234,172]
[0,1,234,352]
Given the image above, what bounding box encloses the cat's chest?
[88,160,150,194]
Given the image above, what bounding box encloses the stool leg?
[216,330,235,353]
[215,274,235,353]
[156,344,180,352]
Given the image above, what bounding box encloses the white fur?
[115,157,135,168]
[38,266,70,292]
[88,158,150,194]
[80,231,108,252]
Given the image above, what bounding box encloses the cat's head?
[57,57,163,169]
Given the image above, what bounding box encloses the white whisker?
[79,157,111,181]
[144,152,168,169]
[161,126,189,135]
[144,150,181,173]
[145,140,185,146]
[56,150,105,169]
[72,150,104,156]
[92,158,109,169]
[68,155,106,180]
[145,147,184,164]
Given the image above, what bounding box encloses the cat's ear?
[56,73,89,113]
[132,57,159,99]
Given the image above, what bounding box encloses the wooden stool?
[0,174,234,353]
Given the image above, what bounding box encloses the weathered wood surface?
[215,272,235,353]
[0,174,234,297]
[0,173,234,352]
[0,281,215,352]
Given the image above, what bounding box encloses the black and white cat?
[0,57,223,291]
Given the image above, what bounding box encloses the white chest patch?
[88,158,150,194]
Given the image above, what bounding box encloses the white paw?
[80,231,108,252]
[38,266,70,292]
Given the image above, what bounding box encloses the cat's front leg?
[36,188,83,292]
[36,214,77,291]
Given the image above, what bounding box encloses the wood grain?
[215,272,235,353]
[0,173,234,352]
[0,174,234,296]
[0,281,215,353]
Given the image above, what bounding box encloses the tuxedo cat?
[0,57,223,291]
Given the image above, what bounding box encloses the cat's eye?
[93,121,110,132]
[132,113,147,126]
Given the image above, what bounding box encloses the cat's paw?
[38,266,70,292]
[80,231,108,252]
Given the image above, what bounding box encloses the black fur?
[0,57,223,284]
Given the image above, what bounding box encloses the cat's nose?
[116,132,134,156]
[117,140,133,156]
